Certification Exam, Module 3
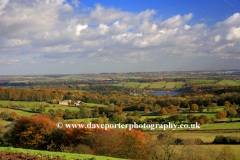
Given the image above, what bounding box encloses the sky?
[0,0,240,75]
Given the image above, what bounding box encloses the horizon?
[0,0,240,75]
[0,69,239,77]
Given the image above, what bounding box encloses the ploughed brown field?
[0,151,67,160]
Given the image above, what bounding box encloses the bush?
[213,135,240,144]
[71,144,91,154]
[213,135,225,144]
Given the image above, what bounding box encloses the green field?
[139,83,151,88]
[112,83,124,87]
[0,119,12,126]
[64,118,100,123]
[0,100,63,108]
[197,122,240,130]
[176,82,186,88]
[165,82,176,88]
[173,132,240,143]
[149,81,166,88]
[84,103,106,107]
[71,90,88,92]
[0,108,35,117]
[0,147,126,160]
[124,82,141,88]
[217,80,240,86]
[195,84,216,86]
[188,80,216,84]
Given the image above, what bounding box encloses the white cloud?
[226,27,240,40]
[76,24,88,35]
[0,0,240,66]
[5,39,30,47]
[71,0,80,7]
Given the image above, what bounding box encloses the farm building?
[58,100,71,106]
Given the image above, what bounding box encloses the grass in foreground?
[0,147,127,160]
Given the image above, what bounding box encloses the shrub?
[71,144,91,154]
[6,115,57,150]
[213,135,240,144]
[213,135,225,144]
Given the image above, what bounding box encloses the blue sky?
[0,0,240,75]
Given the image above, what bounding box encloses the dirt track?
[0,151,66,160]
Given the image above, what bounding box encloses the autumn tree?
[159,108,168,115]
[187,114,195,122]
[30,107,36,112]
[144,109,150,115]
[210,103,218,112]
[198,105,204,112]
[216,110,227,119]
[9,115,57,150]
[9,112,19,120]
[132,110,141,118]
[36,106,46,114]
[89,129,151,159]
[0,112,8,120]
[224,101,230,107]
[190,104,198,112]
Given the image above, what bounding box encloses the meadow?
[149,81,166,88]
[0,100,61,108]
[173,132,240,143]
[0,147,126,160]
[197,122,240,130]
[217,80,240,86]
[107,79,240,90]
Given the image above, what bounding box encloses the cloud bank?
[0,0,240,67]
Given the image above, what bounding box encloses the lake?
[138,91,181,96]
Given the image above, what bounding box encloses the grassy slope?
[0,108,35,117]
[0,100,62,108]
[149,81,166,88]
[165,82,176,88]
[0,147,127,160]
[198,122,240,130]
[124,82,141,88]
[173,132,240,143]
[217,80,240,86]
[139,83,151,88]
[188,80,216,84]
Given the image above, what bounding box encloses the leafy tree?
[37,106,46,114]
[144,109,150,115]
[190,104,198,112]
[0,112,8,120]
[169,115,179,123]
[198,105,204,112]
[199,115,210,124]
[159,108,168,115]
[126,112,132,116]
[133,110,141,118]
[210,103,218,112]
[229,107,237,118]
[30,107,36,112]
[79,107,92,118]
[8,115,57,150]
[187,114,195,122]
[9,112,19,120]
[224,101,231,107]
[89,129,151,159]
